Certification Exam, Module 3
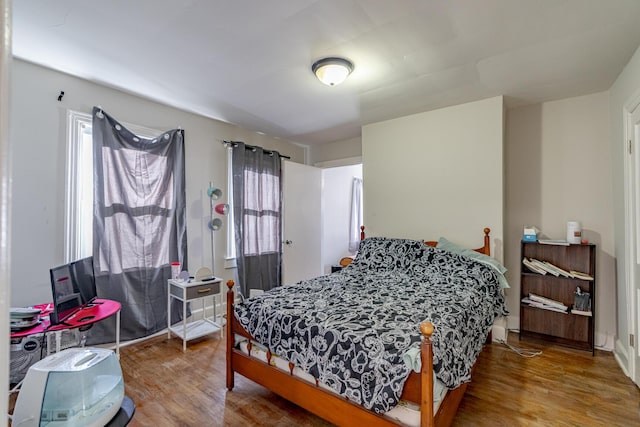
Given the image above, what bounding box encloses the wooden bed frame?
[226,227,492,427]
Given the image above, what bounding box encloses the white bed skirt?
[237,339,448,426]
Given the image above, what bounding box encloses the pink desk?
[11,299,121,356]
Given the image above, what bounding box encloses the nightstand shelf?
[168,318,220,341]
[168,278,223,351]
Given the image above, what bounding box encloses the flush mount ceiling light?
[312,57,354,86]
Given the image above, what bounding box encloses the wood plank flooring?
[10,333,640,426]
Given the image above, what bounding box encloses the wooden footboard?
[226,280,472,427]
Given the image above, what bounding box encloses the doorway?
[321,164,363,274]
[624,100,640,387]
[281,161,363,284]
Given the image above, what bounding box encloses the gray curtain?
[232,142,282,298]
[89,107,187,343]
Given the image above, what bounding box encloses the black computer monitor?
[49,264,83,325]
[70,256,97,305]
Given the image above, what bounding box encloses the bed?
[225,227,507,427]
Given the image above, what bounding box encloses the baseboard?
[614,338,631,378]
[505,316,614,352]
[491,316,508,343]
[90,328,167,351]
[506,315,520,332]
[594,332,615,351]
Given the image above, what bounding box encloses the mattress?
[238,339,447,427]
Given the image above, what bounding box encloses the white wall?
[310,136,362,166]
[9,59,305,307]
[610,44,640,369]
[321,164,362,274]
[362,96,504,257]
[506,92,615,348]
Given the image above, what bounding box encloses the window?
[65,111,93,262]
[65,110,161,262]
[228,142,283,296]
[224,145,282,265]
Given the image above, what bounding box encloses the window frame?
[65,110,162,262]
[65,110,92,262]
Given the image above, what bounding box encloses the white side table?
[167,277,223,351]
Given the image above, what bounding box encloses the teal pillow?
[437,237,510,289]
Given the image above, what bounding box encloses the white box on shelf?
[523,226,538,242]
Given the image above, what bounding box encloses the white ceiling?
[12,0,640,146]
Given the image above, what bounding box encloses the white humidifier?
[12,347,124,427]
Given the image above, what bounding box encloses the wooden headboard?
[340,226,492,267]
[424,227,491,256]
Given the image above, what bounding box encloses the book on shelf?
[524,257,576,278]
[569,270,594,281]
[542,261,574,278]
[528,293,568,310]
[521,297,568,313]
[530,258,560,276]
[522,258,547,275]
[522,293,569,313]
[570,309,593,316]
[538,239,570,246]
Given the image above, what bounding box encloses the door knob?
[284,240,293,246]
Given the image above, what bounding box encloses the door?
[282,161,322,285]
[628,104,640,386]
[0,0,11,411]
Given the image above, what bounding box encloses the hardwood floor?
[118,334,333,427]
[117,333,639,426]
[10,333,640,426]
[454,339,640,426]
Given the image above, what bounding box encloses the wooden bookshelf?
[520,241,596,354]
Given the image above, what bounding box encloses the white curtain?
[348,177,363,253]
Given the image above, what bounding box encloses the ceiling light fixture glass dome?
[312,57,354,86]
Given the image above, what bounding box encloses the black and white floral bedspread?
[234,237,507,414]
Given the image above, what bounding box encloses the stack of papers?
[538,239,570,246]
[522,293,568,313]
